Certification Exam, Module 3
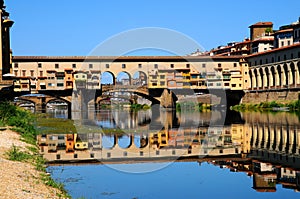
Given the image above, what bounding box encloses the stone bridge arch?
[101,71,116,85]
[116,71,132,85]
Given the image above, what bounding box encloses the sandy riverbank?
[0,128,67,199]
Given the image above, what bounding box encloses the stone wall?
[241,90,300,104]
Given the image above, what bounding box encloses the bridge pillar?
[160,89,176,109]
[71,90,88,120]
[35,97,46,113]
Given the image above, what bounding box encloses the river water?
[37,107,300,199]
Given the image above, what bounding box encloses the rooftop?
[249,22,273,28]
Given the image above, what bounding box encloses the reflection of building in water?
[209,112,300,193]
[37,122,249,162]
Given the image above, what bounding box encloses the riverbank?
[231,100,300,112]
[0,128,68,199]
[0,101,70,199]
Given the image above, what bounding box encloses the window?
[265,59,268,64]
[74,154,78,158]
[284,54,287,60]
[259,60,262,65]
[138,64,142,68]
[30,70,34,77]
[278,56,280,62]
[14,70,18,76]
[154,64,158,68]
[38,63,42,68]
[186,64,190,68]
[202,63,206,68]
[239,84,242,87]
[57,76,64,80]
[233,63,237,67]
[20,70,26,77]
[55,64,59,69]
[298,51,300,58]
[106,64,109,69]
[152,83,157,86]
[160,75,165,79]
[160,81,165,86]
[216,83,222,86]
[170,64,174,68]
[232,84,236,87]
[39,71,43,77]
[291,53,294,59]
[122,64,126,68]
[89,64,93,69]
[218,63,222,67]
[272,57,274,62]
[281,41,284,47]
[14,63,18,68]
[288,40,291,46]
[152,76,157,79]
[72,64,76,68]
[224,83,230,86]
[254,61,257,65]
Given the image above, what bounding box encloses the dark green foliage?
[130,103,150,111]
[231,100,300,112]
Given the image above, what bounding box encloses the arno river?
[36,107,300,199]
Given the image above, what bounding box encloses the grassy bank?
[0,101,70,198]
[231,100,300,112]
[176,102,212,112]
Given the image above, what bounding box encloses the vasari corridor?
[1,1,300,199]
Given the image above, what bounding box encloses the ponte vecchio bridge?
[0,55,249,114]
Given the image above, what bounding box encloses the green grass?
[231,100,300,112]
[0,101,71,198]
[6,145,32,162]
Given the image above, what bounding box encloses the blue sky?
[6,0,300,56]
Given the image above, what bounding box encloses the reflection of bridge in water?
[36,111,300,192]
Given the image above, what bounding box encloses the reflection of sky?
[95,120,116,129]
[49,162,299,199]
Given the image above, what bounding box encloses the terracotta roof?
[247,42,300,58]
[274,28,293,34]
[252,37,274,42]
[12,55,244,62]
[249,22,273,27]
